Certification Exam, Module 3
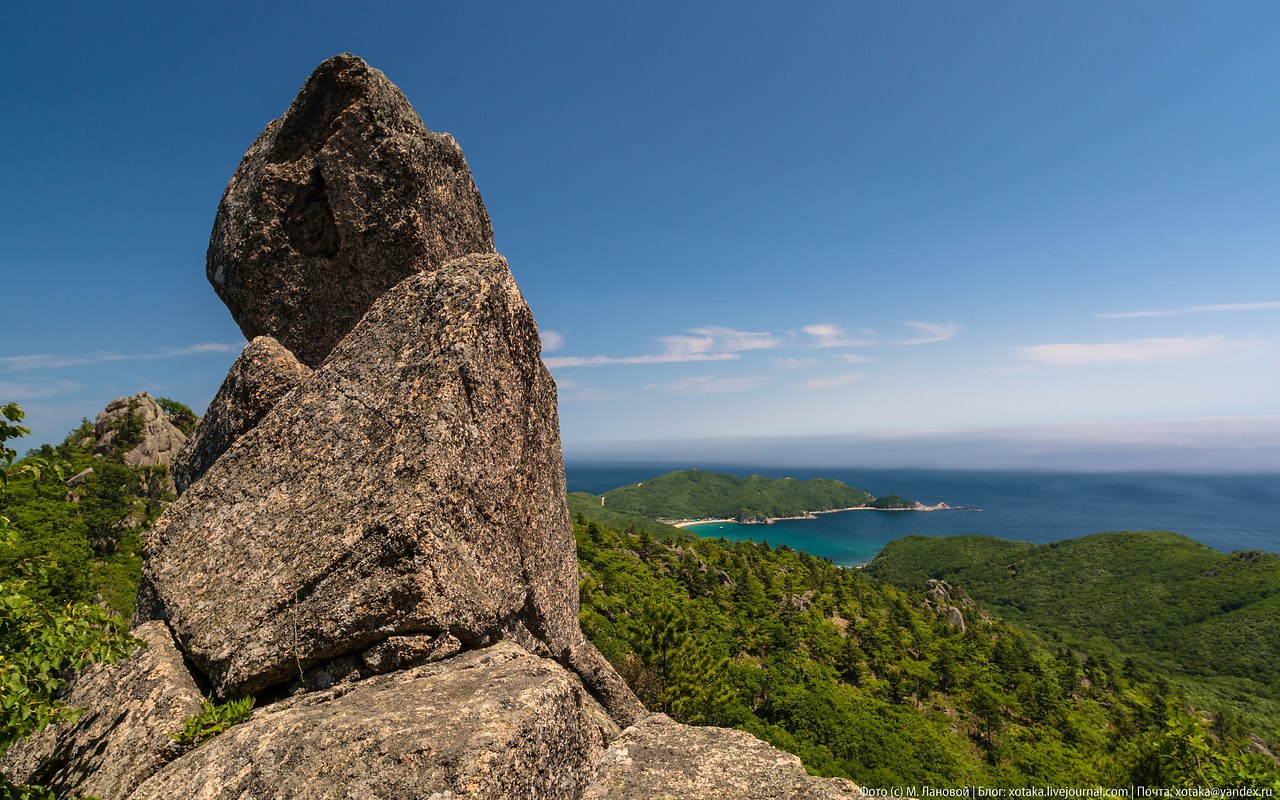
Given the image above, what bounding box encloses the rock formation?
[3,54,869,799]
[206,53,495,367]
[924,578,974,632]
[171,335,310,494]
[143,254,586,700]
[93,393,187,472]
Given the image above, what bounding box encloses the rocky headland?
[2,54,868,798]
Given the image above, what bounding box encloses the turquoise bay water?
[565,465,1280,567]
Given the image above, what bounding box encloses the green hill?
[865,531,1280,739]
[567,492,691,540]
[574,512,1279,789]
[599,469,876,522]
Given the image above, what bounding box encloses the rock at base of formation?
[171,335,311,494]
[128,643,617,800]
[93,393,188,472]
[143,255,582,699]
[207,53,495,367]
[584,714,868,800]
[0,622,204,800]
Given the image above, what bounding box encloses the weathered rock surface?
[94,393,187,472]
[143,254,582,699]
[207,53,495,367]
[924,579,973,631]
[583,714,867,799]
[171,336,311,494]
[128,643,617,800]
[0,622,204,800]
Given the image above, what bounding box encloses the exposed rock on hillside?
[128,643,617,800]
[171,335,311,494]
[584,714,864,799]
[0,622,204,800]
[207,53,495,367]
[94,393,187,473]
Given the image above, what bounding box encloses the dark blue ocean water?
[565,464,1280,567]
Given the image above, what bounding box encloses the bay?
[564,463,1280,566]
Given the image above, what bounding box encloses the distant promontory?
[587,469,937,524]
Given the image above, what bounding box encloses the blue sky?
[3,2,1279,469]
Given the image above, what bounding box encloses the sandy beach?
[670,502,954,528]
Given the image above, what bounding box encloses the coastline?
[671,502,955,528]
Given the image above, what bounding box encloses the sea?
[564,464,1280,567]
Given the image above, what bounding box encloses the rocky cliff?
[2,55,867,799]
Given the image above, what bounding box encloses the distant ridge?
[598,468,880,523]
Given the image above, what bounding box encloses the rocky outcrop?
[129,643,617,800]
[94,393,187,473]
[584,714,866,799]
[0,622,204,800]
[924,578,974,632]
[206,53,495,367]
[171,336,311,494]
[143,254,583,700]
[14,53,864,800]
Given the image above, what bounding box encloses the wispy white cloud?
[802,324,874,348]
[773,357,818,368]
[1098,301,1280,319]
[543,326,774,369]
[686,326,780,351]
[540,330,565,352]
[0,378,83,400]
[892,321,960,346]
[0,342,242,374]
[660,375,773,394]
[834,354,876,364]
[1019,335,1261,365]
[802,373,866,390]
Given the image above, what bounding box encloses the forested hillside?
[599,469,876,522]
[1,398,195,618]
[866,532,1280,740]
[573,512,1280,789]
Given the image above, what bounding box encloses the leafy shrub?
[172,696,255,750]
[155,397,199,436]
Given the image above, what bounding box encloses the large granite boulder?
[128,643,617,800]
[207,53,495,367]
[171,336,311,494]
[583,714,868,799]
[0,622,204,800]
[94,393,187,472]
[143,254,582,699]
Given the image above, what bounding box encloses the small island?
[584,469,946,526]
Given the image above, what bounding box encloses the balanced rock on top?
[207,53,495,367]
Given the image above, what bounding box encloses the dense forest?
[573,512,1280,789]
[594,469,879,521]
[867,532,1280,743]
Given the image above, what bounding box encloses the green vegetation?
[599,469,877,522]
[866,532,1280,741]
[0,403,140,800]
[869,495,916,510]
[155,397,199,436]
[567,493,691,540]
[575,512,1279,789]
[172,696,255,751]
